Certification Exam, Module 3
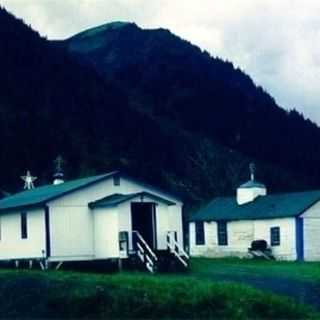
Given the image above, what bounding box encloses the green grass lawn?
[0,267,317,319]
[190,257,320,283]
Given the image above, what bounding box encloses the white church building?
[189,166,320,261]
[0,170,188,272]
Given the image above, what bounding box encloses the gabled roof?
[89,192,175,209]
[0,172,118,212]
[239,180,266,189]
[0,190,10,199]
[190,190,320,221]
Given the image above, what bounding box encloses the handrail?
[136,242,145,262]
[132,230,158,261]
[171,249,188,267]
[131,230,158,273]
[167,231,189,260]
[145,255,155,273]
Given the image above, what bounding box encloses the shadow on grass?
[0,269,317,319]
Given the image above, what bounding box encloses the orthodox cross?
[21,170,37,190]
[54,155,64,174]
[249,162,256,181]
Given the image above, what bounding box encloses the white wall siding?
[168,204,184,247]
[0,208,46,260]
[0,174,183,262]
[49,175,181,208]
[116,177,182,205]
[190,217,296,260]
[302,201,320,261]
[48,178,115,207]
[47,177,121,260]
[237,187,267,205]
[93,207,119,259]
[49,205,94,261]
[253,218,296,260]
[303,218,320,261]
[189,222,210,256]
[117,202,133,251]
[190,221,254,258]
[47,176,183,260]
[154,203,169,250]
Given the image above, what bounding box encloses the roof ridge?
[191,189,320,222]
[4,172,112,199]
[89,191,175,208]
[0,171,119,211]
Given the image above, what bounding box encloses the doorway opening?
[131,202,157,249]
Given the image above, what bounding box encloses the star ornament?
[21,170,37,189]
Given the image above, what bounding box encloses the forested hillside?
[64,22,320,186]
[0,8,318,212]
[0,8,130,186]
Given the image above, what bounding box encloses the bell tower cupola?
[236,163,267,205]
[53,155,65,185]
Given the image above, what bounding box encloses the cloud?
[1,0,319,123]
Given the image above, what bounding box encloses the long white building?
[0,171,188,272]
[189,171,320,261]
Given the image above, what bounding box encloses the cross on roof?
[54,155,64,173]
[249,162,256,181]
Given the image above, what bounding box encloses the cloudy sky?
[1,0,320,124]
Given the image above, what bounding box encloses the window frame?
[21,212,28,239]
[270,226,280,246]
[195,221,205,245]
[217,221,228,246]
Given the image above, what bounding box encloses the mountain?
[0,8,132,187]
[63,22,320,184]
[0,7,318,213]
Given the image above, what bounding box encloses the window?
[21,212,28,239]
[195,221,205,245]
[217,221,228,245]
[270,227,280,246]
[113,175,120,186]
